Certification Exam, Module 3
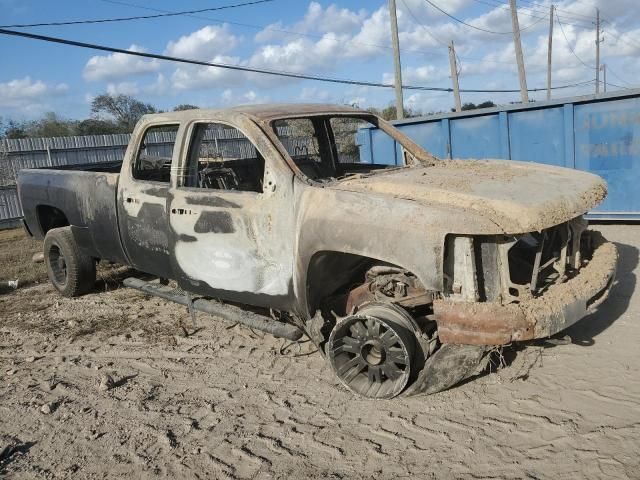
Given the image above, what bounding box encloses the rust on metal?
[434,231,618,345]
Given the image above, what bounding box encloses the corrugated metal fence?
[0,132,150,226]
[0,126,301,226]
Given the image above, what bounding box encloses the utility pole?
[388,0,404,119]
[509,0,529,103]
[595,7,600,94]
[600,64,607,92]
[596,8,600,94]
[546,5,554,100]
[448,41,462,112]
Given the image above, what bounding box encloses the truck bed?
[43,160,123,173]
[18,163,128,264]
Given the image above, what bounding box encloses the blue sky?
[0,0,638,120]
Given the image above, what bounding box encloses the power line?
[516,0,598,23]
[517,13,547,31]
[96,0,595,68]
[605,81,630,90]
[390,0,515,65]
[399,0,448,47]
[422,0,513,34]
[470,0,593,30]
[0,0,274,29]
[0,27,596,94]
[605,65,634,87]
[96,0,451,61]
[556,10,595,70]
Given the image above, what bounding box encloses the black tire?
[44,227,96,297]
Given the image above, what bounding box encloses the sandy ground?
[0,224,639,479]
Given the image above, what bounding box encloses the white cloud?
[0,76,68,109]
[220,89,269,105]
[144,73,169,95]
[83,45,160,82]
[249,32,347,75]
[171,55,245,90]
[254,2,366,43]
[254,21,287,43]
[107,0,637,103]
[345,6,389,58]
[295,2,367,35]
[383,65,447,86]
[106,81,139,96]
[165,25,239,60]
[400,0,473,18]
[299,87,331,102]
[404,92,453,113]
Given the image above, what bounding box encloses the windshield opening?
[271,115,406,182]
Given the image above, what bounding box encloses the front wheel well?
[305,251,429,317]
[36,205,70,235]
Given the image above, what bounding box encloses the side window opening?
[272,118,336,180]
[133,124,179,183]
[184,122,264,193]
[329,117,368,164]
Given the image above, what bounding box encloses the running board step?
[123,277,303,341]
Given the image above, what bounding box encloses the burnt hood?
[334,159,607,234]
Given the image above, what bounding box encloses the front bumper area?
[434,231,617,345]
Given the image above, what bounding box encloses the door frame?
[117,120,184,278]
[166,116,296,310]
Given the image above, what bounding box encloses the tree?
[91,93,157,132]
[29,112,77,137]
[76,118,123,136]
[477,101,496,109]
[366,104,422,121]
[456,101,497,112]
[173,104,199,111]
[1,119,29,139]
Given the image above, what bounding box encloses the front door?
[117,122,179,278]
[168,120,294,309]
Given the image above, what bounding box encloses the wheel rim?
[48,244,68,287]
[328,313,414,399]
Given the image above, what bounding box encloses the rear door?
[117,122,180,278]
[167,119,295,309]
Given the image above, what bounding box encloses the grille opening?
[508,227,570,296]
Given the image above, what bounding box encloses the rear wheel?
[44,227,96,297]
[327,303,421,399]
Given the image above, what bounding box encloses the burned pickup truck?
[18,104,617,398]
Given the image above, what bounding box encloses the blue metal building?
[358,89,640,220]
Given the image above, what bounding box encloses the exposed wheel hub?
[327,305,416,399]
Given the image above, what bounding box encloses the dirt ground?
[0,225,639,479]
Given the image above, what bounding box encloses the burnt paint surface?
[185,195,240,209]
[118,189,173,278]
[17,168,128,264]
[193,211,235,234]
[17,104,609,346]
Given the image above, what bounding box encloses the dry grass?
[0,228,47,288]
[0,227,135,294]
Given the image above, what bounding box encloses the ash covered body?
[17,103,618,398]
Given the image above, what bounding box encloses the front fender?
[293,186,499,317]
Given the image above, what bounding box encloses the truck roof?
[142,103,366,123]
